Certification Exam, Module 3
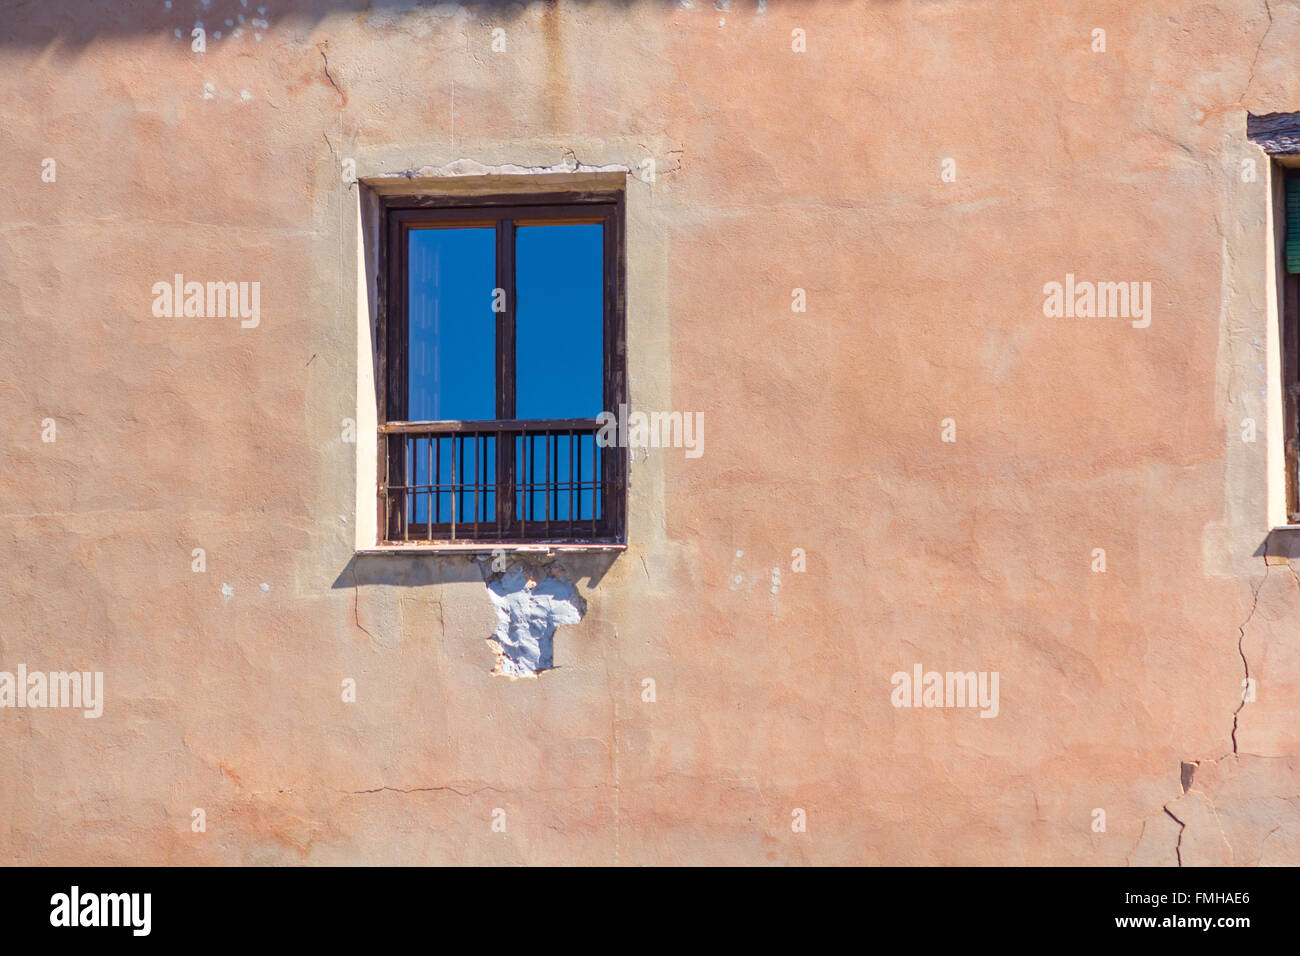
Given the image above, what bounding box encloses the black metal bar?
[402,437,410,542]
[551,433,559,530]
[512,434,522,538]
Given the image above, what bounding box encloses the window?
[376,191,627,545]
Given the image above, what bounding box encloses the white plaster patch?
[220,583,234,600]
[485,569,585,678]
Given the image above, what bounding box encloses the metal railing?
[379,418,624,544]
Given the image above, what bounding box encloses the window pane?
[407,227,496,421]
[516,223,603,419]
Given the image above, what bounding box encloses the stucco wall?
[2,0,1300,865]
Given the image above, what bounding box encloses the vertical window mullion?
[497,218,517,529]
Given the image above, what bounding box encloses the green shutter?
[1288,177,1300,274]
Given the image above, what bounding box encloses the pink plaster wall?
[1,0,1299,865]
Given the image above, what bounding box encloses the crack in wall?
[349,563,377,644]
[1163,806,1186,866]
[318,42,346,107]
[1231,564,1268,753]
[1144,549,1300,865]
[1240,0,1275,105]
[343,784,502,797]
[1138,554,1291,866]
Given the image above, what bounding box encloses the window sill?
[357,542,627,555]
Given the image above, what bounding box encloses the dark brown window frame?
[375,190,627,546]
[1284,170,1299,521]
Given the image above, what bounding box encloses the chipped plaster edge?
[478,559,588,678]
[363,155,630,191]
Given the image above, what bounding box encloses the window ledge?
[357,542,627,556]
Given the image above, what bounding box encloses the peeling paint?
[484,567,585,678]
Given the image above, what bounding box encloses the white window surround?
[350,162,633,554]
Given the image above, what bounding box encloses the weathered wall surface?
[1,0,1299,865]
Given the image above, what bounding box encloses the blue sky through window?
[407,226,496,422]
[516,223,604,419]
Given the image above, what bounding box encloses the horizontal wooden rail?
[379,418,602,435]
